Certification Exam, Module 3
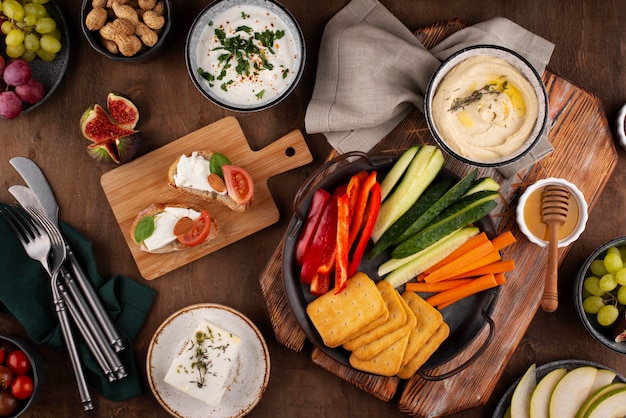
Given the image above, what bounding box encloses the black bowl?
[80,0,172,62]
[0,334,45,417]
[574,236,626,355]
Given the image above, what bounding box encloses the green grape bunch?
[0,0,62,61]
[582,245,626,327]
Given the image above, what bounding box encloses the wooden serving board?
[101,116,312,280]
[258,20,618,417]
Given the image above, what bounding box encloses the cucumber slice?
[391,193,498,259]
[379,145,419,201]
[383,226,480,288]
[369,177,453,259]
[371,146,444,242]
[392,169,478,246]
[464,176,500,196]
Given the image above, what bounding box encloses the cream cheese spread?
[196,4,299,106]
[142,207,201,251]
[164,319,241,406]
[173,152,227,194]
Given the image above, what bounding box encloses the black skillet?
[282,151,499,379]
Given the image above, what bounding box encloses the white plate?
[147,304,270,418]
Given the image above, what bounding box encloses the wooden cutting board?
[101,116,312,280]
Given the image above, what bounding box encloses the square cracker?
[397,322,450,379]
[343,281,407,351]
[306,273,387,348]
[401,291,443,366]
[351,290,417,361]
[349,332,410,377]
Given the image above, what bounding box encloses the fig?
[81,104,137,143]
[614,310,626,343]
[107,92,139,130]
[87,133,141,164]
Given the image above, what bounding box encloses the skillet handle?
[292,151,370,220]
[417,290,497,381]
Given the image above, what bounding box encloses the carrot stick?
[425,274,498,308]
[443,259,515,281]
[494,272,507,285]
[423,240,497,283]
[491,231,516,251]
[419,232,489,278]
[405,279,474,293]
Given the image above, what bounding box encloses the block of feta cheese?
[164,319,241,405]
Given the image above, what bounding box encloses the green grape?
[23,32,39,53]
[604,250,623,274]
[35,16,56,34]
[20,50,36,61]
[6,44,25,58]
[47,28,61,40]
[1,20,14,36]
[583,295,605,314]
[23,2,47,18]
[583,276,605,297]
[615,268,626,286]
[36,48,56,61]
[3,0,24,21]
[597,304,619,327]
[617,285,626,305]
[39,34,60,53]
[30,0,50,4]
[23,13,38,27]
[599,273,618,292]
[5,28,25,47]
[619,246,626,261]
[590,259,608,277]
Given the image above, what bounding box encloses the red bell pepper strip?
[299,187,343,283]
[334,192,350,294]
[295,188,331,267]
[310,271,331,296]
[316,185,346,274]
[348,171,378,248]
[346,171,366,224]
[347,182,381,277]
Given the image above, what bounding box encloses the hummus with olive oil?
[431,55,539,162]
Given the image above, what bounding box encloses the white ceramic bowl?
[616,103,626,151]
[425,45,548,168]
[516,177,588,248]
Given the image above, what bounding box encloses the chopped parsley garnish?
[255,89,265,99]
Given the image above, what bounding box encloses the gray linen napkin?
[305,0,555,177]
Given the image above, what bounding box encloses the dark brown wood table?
[1,1,624,417]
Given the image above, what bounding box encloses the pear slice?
[510,363,536,418]
[591,368,617,391]
[583,385,626,418]
[529,367,567,418]
[549,366,598,418]
[577,383,626,418]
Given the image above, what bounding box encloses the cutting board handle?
[253,129,313,179]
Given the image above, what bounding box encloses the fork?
[27,206,126,381]
[1,205,94,411]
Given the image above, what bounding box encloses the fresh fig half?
[107,92,139,130]
[80,104,137,144]
[87,132,141,164]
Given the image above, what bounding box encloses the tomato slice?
[223,165,254,206]
[176,211,212,247]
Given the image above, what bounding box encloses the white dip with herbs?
[196,4,299,107]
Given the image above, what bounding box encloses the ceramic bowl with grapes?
[80,0,172,62]
[574,236,626,355]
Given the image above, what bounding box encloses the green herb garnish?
[255,89,265,99]
[133,216,155,243]
[448,81,508,112]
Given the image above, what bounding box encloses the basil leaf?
[134,216,155,243]
[209,153,231,178]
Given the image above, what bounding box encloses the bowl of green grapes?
[575,237,626,354]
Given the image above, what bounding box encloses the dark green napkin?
[0,204,156,401]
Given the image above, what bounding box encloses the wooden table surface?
[1,1,624,417]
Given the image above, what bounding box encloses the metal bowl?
[185,0,305,112]
[424,45,548,168]
[80,0,172,62]
[574,236,626,355]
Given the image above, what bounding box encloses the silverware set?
[2,157,128,411]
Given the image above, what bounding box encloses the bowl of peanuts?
[81,0,171,62]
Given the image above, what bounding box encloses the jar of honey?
[516,178,588,247]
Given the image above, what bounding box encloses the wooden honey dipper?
[541,184,571,312]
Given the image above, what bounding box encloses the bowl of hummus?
[425,45,548,167]
[185,0,306,112]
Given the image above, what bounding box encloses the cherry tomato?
[0,391,18,417]
[223,165,254,207]
[6,350,30,375]
[10,374,33,400]
[176,211,212,247]
[0,366,12,391]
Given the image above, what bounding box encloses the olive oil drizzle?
[448,81,508,112]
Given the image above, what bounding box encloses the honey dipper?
[540,184,571,312]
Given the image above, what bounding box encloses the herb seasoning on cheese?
[164,319,241,406]
[196,4,299,106]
